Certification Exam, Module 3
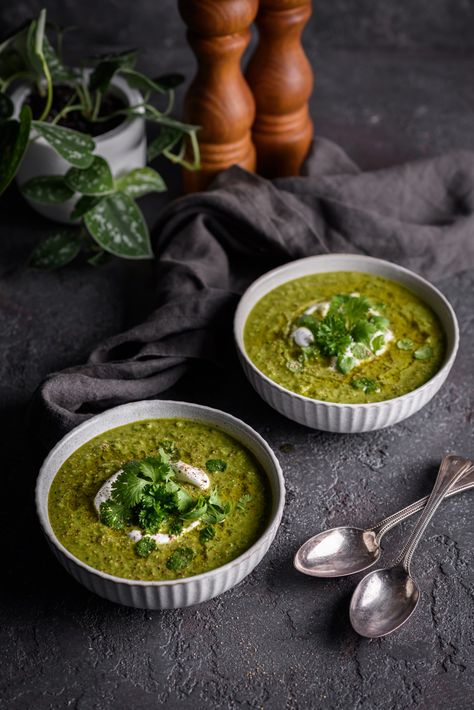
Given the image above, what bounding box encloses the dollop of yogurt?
[94,460,210,545]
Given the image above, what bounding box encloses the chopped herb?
[371,334,386,353]
[337,354,357,374]
[199,526,215,543]
[166,547,195,571]
[397,338,414,351]
[371,316,390,330]
[99,499,129,530]
[351,377,379,394]
[158,439,180,459]
[168,519,183,536]
[237,494,252,511]
[206,459,227,473]
[414,345,433,360]
[135,536,157,558]
[315,313,352,357]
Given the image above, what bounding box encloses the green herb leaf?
[168,519,183,536]
[147,128,182,162]
[206,459,227,473]
[70,195,103,220]
[351,377,379,394]
[329,294,371,328]
[175,487,194,513]
[0,105,32,196]
[65,156,114,195]
[371,315,390,330]
[351,342,372,360]
[352,320,378,347]
[414,345,433,360]
[337,354,357,374]
[99,499,129,530]
[158,439,180,459]
[21,175,74,203]
[33,121,95,168]
[115,167,166,198]
[111,466,150,507]
[315,314,352,357]
[371,334,386,353]
[29,229,81,269]
[135,536,157,558]
[397,338,414,351]
[181,496,208,521]
[84,192,153,259]
[199,525,215,543]
[166,547,195,571]
[237,494,252,511]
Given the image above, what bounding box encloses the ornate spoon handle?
[371,462,474,541]
[393,455,472,572]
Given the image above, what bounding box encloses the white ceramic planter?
[11,75,146,224]
[234,254,459,434]
[36,400,285,609]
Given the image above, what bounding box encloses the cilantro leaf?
[351,377,379,394]
[168,519,183,536]
[199,525,215,543]
[352,320,378,347]
[135,536,157,558]
[315,314,352,357]
[166,547,195,571]
[111,466,149,507]
[397,338,414,351]
[206,459,227,473]
[371,315,389,331]
[237,494,252,511]
[175,487,194,513]
[414,345,433,360]
[99,499,130,530]
[371,334,386,353]
[337,354,357,374]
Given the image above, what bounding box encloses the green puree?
[49,419,271,580]
[244,272,445,403]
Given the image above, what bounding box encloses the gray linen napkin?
[33,138,474,445]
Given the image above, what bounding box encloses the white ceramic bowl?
[36,400,285,609]
[234,254,459,433]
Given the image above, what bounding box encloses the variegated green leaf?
[0,105,32,195]
[65,156,114,195]
[147,127,181,162]
[21,175,74,203]
[42,36,74,83]
[32,121,95,168]
[70,195,103,220]
[29,230,81,269]
[115,167,166,198]
[84,192,153,259]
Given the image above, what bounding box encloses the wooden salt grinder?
[246,0,314,178]
[178,0,258,192]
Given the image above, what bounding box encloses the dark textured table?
[1,2,474,708]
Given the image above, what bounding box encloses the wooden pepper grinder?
[246,0,314,178]
[178,0,258,192]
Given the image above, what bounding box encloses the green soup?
[244,272,445,403]
[49,419,271,581]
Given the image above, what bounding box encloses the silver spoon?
[349,454,472,638]
[294,461,474,579]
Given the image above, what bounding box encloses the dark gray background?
[1,2,474,709]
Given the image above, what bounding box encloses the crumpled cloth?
[33,138,474,445]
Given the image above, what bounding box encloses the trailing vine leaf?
[32,121,95,168]
[70,194,103,220]
[42,35,74,83]
[84,192,153,259]
[116,167,166,198]
[147,127,181,162]
[21,175,74,203]
[89,49,137,93]
[29,229,81,269]
[65,156,114,195]
[120,68,167,95]
[0,105,32,196]
[0,93,14,121]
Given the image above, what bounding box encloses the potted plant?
[0,8,200,268]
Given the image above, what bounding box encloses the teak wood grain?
[178,0,258,192]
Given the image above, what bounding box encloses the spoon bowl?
[294,526,380,578]
[349,566,420,638]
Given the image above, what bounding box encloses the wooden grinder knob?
[178,0,258,192]
[246,0,314,178]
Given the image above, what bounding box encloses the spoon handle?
[372,463,474,540]
[395,455,472,572]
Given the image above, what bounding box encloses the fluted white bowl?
[36,400,285,609]
[234,254,459,433]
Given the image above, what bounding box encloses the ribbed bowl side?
[238,353,448,434]
[48,519,276,610]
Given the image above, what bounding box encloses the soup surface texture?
[243,272,445,403]
[49,419,271,580]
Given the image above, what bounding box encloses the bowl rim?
[234,253,459,410]
[36,400,285,587]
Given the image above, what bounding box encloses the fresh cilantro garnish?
[397,338,414,350]
[206,459,227,473]
[314,314,352,357]
[99,499,129,530]
[166,547,195,571]
[371,334,386,353]
[98,448,230,539]
[237,493,252,511]
[351,377,379,394]
[158,440,180,459]
[199,525,215,543]
[351,320,378,348]
[336,353,357,374]
[135,536,157,558]
[328,294,371,328]
[351,343,372,360]
[414,345,433,360]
